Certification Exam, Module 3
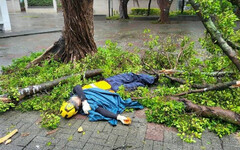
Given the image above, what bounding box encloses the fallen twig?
[174,80,239,96]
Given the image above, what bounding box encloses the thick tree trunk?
[0,69,102,102]
[119,0,129,19]
[27,0,97,67]
[157,0,173,23]
[168,97,240,126]
[189,0,240,72]
[61,0,97,62]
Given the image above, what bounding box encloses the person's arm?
[95,106,130,124]
[73,85,87,101]
[73,85,91,114]
[95,106,118,119]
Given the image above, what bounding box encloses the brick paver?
[0,110,239,150]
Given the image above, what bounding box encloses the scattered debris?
[78,126,83,133]
[46,128,58,136]
[0,129,18,144]
[21,133,30,137]
[4,139,11,145]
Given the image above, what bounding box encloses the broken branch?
[0,69,102,102]
[174,80,239,96]
[168,97,240,126]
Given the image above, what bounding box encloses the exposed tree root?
[26,37,65,69]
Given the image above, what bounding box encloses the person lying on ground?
[60,73,158,125]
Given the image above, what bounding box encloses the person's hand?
[82,100,91,114]
[117,115,131,125]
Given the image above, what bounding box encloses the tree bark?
[0,69,103,102]
[119,0,129,19]
[174,80,239,96]
[147,0,152,16]
[168,97,240,126]
[27,0,97,67]
[157,0,173,23]
[61,0,97,62]
[189,0,240,72]
[133,0,140,7]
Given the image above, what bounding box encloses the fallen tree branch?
[132,96,240,126]
[168,96,240,126]
[164,75,210,89]
[0,69,102,102]
[227,40,240,50]
[174,80,239,96]
[189,0,240,71]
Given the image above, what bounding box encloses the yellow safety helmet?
[60,101,78,119]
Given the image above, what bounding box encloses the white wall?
[0,0,11,31]
[6,0,21,13]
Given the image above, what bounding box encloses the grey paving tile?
[66,140,86,149]
[87,137,106,145]
[105,134,118,147]
[12,133,37,147]
[114,136,126,147]
[73,130,93,142]
[103,123,114,133]
[143,140,153,150]
[163,143,182,150]
[91,131,109,140]
[82,143,94,150]
[164,131,173,144]
[0,144,23,150]
[24,141,46,150]
[153,141,163,150]
[94,121,106,132]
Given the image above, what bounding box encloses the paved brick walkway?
[0,109,239,150]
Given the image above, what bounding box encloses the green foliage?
[28,0,53,6]
[131,8,160,16]
[0,41,141,128]
[0,101,15,113]
[169,10,196,16]
[40,112,60,129]
[1,28,239,143]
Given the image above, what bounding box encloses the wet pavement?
[0,13,239,150]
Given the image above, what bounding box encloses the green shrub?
[131,8,160,16]
[40,112,60,129]
[28,0,53,6]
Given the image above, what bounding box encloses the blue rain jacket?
[83,88,143,125]
[105,73,156,91]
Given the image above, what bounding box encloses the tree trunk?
[168,97,240,126]
[157,0,173,23]
[0,69,103,102]
[147,0,152,16]
[133,0,140,7]
[27,0,97,67]
[189,0,240,72]
[119,0,129,19]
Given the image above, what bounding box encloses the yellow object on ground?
[5,139,11,145]
[0,129,18,144]
[82,81,112,91]
[60,102,78,118]
[78,126,83,133]
[124,117,132,125]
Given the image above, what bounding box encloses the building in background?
[0,0,11,31]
